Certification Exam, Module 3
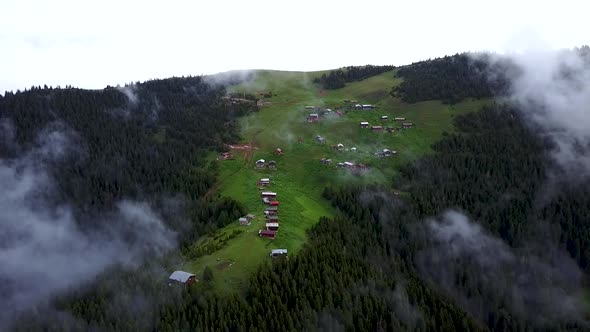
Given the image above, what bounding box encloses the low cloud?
[478,47,590,179]
[416,210,587,327]
[0,125,177,329]
[204,70,256,87]
[116,84,139,105]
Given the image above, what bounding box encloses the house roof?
[383,149,391,153]
[259,229,276,235]
[266,222,279,227]
[239,217,247,221]
[169,271,195,283]
[256,159,265,163]
[275,148,282,152]
[246,214,255,218]
[268,160,276,164]
[267,215,279,220]
[381,115,388,118]
[403,122,413,126]
[344,161,354,166]
[372,126,383,129]
[265,206,278,211]
[360,121,369,125]
[260,178,270,182]
[337,143,344,147]
[261,192,277,196]
[270,249,288,255]
[309,113,319,117]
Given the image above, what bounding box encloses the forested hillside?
[15,102,589,331]
[0,78,254,243]
[1,77,259,331]
[5,55,590,331]
[391,54,512,104]
[325,104,590,331]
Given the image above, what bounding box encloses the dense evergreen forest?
[13,101,589,331]
[313,65,395,89]
[391,53,512,104]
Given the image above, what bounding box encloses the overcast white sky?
[1,0,588,93]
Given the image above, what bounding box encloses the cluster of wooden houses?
[259,189,280,239]
[376,148,397,157]
[359,117,413,133]
[254,178,280,240]
[305,105,344,123]
[255,159,277,170]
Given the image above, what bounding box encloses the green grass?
[182,69,490,293]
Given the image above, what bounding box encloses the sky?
[1,0,589,93]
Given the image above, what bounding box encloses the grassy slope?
[184,70,489,293]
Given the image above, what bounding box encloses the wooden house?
[315,135,326,144]
[360,121,369,128]
[218,152,233,160]
[336,143,344,151]
[381,115,388,121]
[259,178,270,186]
[275,148,283,155]
[394,117,406,121]
[266,215,279,222]
[270,249,288,257]
[239,217,250,225]
[246,214,255,220]
[362,104,374,110]
[259,229,276,239]
[386,127,395,133]
[268,160,277,169]
[266,222,279,231]
[255,159,266,168]
[307,113,320,122]
[371,125,383,132]
[402,122,413,128]
[169,271,198,286]
[265,206,279,215]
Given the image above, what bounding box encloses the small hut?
[169,271,197,286]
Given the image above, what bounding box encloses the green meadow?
[183,69,489,293]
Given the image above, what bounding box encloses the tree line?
[313,65,396,89]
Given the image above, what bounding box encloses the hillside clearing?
[183,70,489,293]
